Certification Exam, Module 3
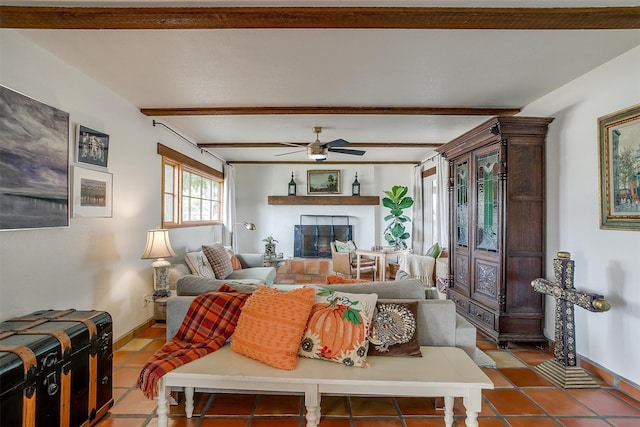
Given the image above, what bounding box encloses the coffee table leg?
[304,385,320,427]
[443,396,454,427]
[157,378,168,427]
[463,392,482,427]
[185,387,195,418]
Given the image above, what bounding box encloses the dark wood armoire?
[436,116,553,347]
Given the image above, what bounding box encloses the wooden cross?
[530,251,610,388]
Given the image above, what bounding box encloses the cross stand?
[530,251,611,389]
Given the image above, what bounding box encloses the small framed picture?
[72,166,113,218]
[307,170,341,194]
[598,104,640,230]
[77,125,109,168]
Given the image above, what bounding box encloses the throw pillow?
[394,269,412,281]
[325,275,367,284]
[298,287,378,368]
[231,286,315,370]
[335,240,357,262]
[202,242,234,279]
[230,255,242,271]
[184,250,216,278]
[368,301,422,357]
[425,243,442,259]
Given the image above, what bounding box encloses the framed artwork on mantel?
[599,103,640,230]
[307,170,340,194]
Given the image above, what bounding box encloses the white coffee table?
[157,345,493,427]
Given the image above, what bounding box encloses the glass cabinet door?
[476,151,500,251]
[455,161,469,247]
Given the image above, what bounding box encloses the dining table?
[355,248,411,281]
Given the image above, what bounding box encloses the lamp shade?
[141,229,176,259]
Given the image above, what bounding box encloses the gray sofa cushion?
[311,278,426,300]
[227,267,276,286]
[176,275,262,296]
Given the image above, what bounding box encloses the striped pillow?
[202,243,233,279]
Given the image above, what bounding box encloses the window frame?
[158,144,223,229]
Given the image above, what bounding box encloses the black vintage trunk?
[0,309,113,427]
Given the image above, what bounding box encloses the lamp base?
[152,289,172,298]
[152,258,172,299]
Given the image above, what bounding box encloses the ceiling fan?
[275,127,366,161]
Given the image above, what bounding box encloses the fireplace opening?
[294,215,352,258]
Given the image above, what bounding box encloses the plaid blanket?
[136,285,251,398]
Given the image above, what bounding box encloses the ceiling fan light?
[307,145,327,160]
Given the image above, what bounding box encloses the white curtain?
[223,164,236,248]
[436,154,450,249]
[411,164,424,255]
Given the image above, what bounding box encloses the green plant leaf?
[395,186,408,199]
[382,198,396,209]
[399,198,414,209]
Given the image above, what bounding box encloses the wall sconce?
[233,221,256,252]
[352,172,361,196]
[141,228,176,298]
[288,172,297,196]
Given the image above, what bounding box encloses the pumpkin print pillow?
[298,287,378,368]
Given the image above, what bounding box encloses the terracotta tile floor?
[97,324,640,427]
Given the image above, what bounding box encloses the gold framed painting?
[599,104,640,230]
[307,170,340,194]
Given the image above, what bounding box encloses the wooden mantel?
[268,196,379,205]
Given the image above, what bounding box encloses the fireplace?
[294,215,352,258]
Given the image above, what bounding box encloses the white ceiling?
[6,0,640,163]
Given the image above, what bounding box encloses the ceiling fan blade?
[274,149,306,157]
[328,147,366,156]
[326,138,350,147]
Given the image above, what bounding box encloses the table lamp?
[141,228,176,298]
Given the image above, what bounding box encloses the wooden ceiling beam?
[140,106,521,116]
[227,161,421,165]
[198,142,440,148]
[1,6,639,30]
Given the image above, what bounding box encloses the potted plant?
[382,185,414,250]
[262,235,278,256]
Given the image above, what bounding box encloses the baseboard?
[113,317,156,351]
[580,355,640,402]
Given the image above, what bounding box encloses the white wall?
[521,46,640,385]
[233,164,415,255]
[0,30,224,340]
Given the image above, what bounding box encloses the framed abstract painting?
[0,86,69,230]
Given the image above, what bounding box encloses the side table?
[145,295,169,322]
[262,255,289,268]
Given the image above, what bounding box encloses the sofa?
[169,252,276,289]
[165,276,477,360]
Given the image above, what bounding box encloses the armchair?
[330,241,377,280]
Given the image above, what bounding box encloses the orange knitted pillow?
[325,275,368,284]
[231,286,315,370]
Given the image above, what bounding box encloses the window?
[159,144,223,228]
